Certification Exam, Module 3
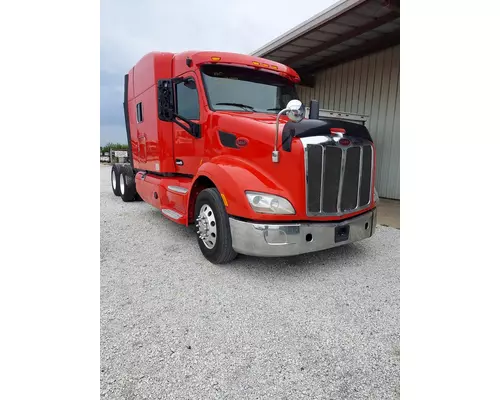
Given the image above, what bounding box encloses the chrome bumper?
[229,209,376,257]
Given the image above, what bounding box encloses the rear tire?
[195,188,237,264]
[111,164,122,196]
[120,165,137,202]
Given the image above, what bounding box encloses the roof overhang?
[251,0,399,85]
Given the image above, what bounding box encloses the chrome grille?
[303,137,373,216]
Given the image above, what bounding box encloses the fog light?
[264,229,288,244]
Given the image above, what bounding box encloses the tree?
[101,142,128,154]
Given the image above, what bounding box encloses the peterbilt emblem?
[236,137,248,147]
[339,138,351,146]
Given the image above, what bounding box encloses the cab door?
[172,74,205,175]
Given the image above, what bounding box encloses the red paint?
[127,51,376,226]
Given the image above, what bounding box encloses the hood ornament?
[330,128,346,143]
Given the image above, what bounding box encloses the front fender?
[194,156,294,218]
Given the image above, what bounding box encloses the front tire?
[111,164,122,196]
[195,188,237,264]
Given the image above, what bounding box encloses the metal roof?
[251,0,399,77]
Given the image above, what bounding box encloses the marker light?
[211,56,221,61]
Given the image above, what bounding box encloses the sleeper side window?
[176,79,200,120]
[136,102,143,123]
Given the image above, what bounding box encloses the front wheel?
[195,188,237,264]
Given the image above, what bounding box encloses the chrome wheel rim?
[120,173,125,194]
[112,171,116,190]
[196,204,217,249]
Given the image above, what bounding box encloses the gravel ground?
[100,165,400,400]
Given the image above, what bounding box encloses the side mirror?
[158,79,175,121]
[285,99,305,123]
[157,78,201,138]
[272,99,305,163]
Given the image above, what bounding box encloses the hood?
[212,111,289,146]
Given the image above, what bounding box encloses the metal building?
[252,0,400,199]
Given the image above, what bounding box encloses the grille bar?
[356,146,364,208]
[306,145,323,213]
[322,147,342,213]
[336,150,346,213]
[342,147,361,212]
[359,145,372,207]
[319,146,325,212]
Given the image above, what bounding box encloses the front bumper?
[229,209,377,257]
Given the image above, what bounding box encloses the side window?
[176,79,200,120]
[136,102,143,123]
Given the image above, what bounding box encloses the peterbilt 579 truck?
[111,51,378,264]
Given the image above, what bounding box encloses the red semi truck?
[111,51,378,264]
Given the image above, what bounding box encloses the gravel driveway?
[100,165,400,399]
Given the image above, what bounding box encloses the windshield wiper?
[266,107,282,111]
[215,102,255,111]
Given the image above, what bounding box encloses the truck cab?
[111,51,378,264]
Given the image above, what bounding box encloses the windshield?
[201,64,299,113]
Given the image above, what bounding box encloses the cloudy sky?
[100,0,335,146]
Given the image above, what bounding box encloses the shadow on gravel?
[138,204,374,275]
[230,243,368,272]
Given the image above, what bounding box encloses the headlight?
[245,191,295,214]
[374,188,380,205]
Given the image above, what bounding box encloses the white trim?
[167,185,188,194]
[162,209,182,220]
